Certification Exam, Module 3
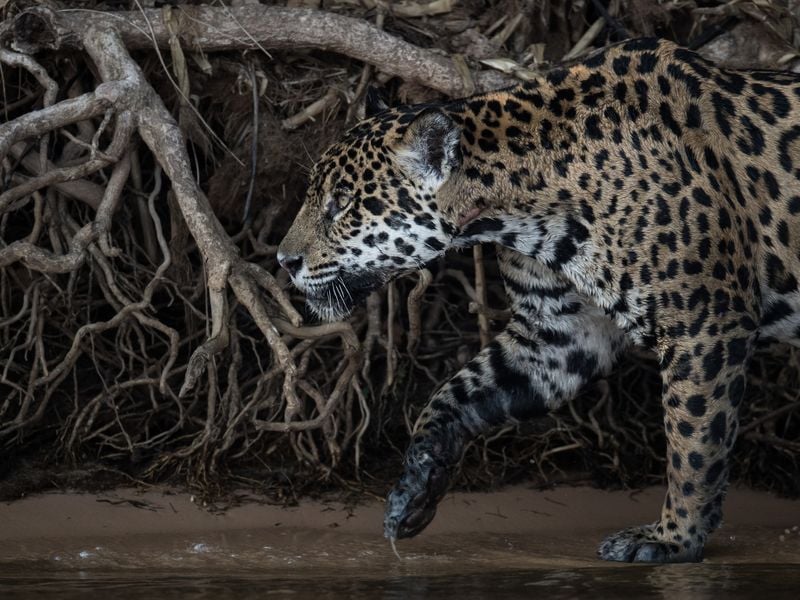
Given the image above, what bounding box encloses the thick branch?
[64,25,236,259]
[38,6,510,96]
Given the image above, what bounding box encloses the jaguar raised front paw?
[383,446,452,540]
[598,524,704,563]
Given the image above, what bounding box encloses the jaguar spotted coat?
[277,38,800,563]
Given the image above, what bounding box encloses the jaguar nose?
[278,253,304,277]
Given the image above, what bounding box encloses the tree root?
[1,8,303,436]
[1,4,797,500]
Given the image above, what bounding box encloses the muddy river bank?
[0,485,798,598]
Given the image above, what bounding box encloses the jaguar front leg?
[384,290,625,540]
[598,313,757,563]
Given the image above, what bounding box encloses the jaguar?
[277,38,800,563]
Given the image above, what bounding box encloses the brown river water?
[0,486,798,598]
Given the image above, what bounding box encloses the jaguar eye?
[326,193,351,220]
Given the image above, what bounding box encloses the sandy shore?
[0,484,798,574]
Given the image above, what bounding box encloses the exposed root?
[406,268,432,354]
[472,245,490,348]
[0,2,797,501]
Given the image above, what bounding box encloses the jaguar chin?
[303,269,390,322]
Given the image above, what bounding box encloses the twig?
[385,281,397,390]
[362,292,382,379]
[345,7,385,124]
[562,17,605,62]
[282,87,340,130]
[490,12,524,47]
[468,302,511,321]
[739,400,800,435]
[589,0,630,40]
[242,60,259,224]
[406,268,432,353]
[473,245,490,348]
[129,148,158,262]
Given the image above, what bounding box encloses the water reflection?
[1,565,797,600]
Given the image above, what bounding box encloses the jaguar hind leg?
[598,317,756,563]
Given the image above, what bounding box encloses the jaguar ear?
[395,108,462,187]
[365,86,389,117]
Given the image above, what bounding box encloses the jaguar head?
[278,99,463,321]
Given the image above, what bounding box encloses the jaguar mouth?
[304,268,389,322]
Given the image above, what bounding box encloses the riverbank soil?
[1,485,797,572]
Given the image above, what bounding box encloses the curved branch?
[9,143,105,210]
[0,108,133,214]
[0,89,116,163]
[41,6,511,96]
